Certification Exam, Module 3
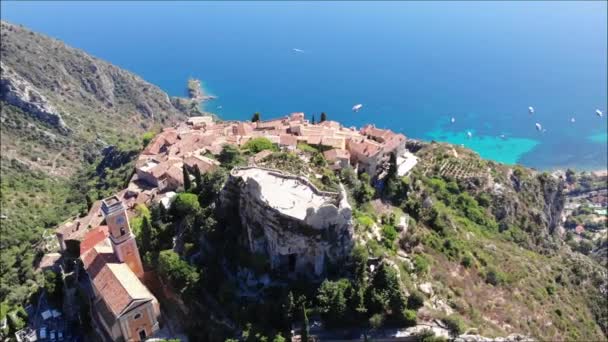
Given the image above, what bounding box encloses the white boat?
[466,131,472,139]
[596,109,603,117]
[535,123,542,131]
[528,106,535,114]
[352,104,363,112]
[451,117,456,123]
[570,117,576,123]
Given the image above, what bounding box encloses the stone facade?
[220,167,354,278]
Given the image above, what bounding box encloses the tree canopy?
[158,250,200,294]
[251,112,261,122]
[243,137,278,154]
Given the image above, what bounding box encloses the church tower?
[101,196,144,278]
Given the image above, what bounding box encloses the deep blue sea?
[2,1,607,170]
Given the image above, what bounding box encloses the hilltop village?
[22,112,608,342]
[51,113,419,341]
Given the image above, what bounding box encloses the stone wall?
[219,167,354,278]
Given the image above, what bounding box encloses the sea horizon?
[2,1,606,171]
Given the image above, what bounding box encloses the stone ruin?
[219,167,354,278]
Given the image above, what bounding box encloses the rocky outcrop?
[454,334,534,342]
[220,167,354,278]
[0,62,70,133]
[0,20,186,126]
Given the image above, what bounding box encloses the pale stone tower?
[101,195,144,278]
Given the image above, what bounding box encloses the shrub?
[443,314,466,337]
[316,279,351,328]
[356,214,375,229]
[413,254,430,275]
[484,268,507,286]
[416,329,448,342]
[401,308,417,327]
[407,291,425,310]
[171,193,200,217]
[243,137,277,154]
[461,253,474,268]
[369,313,385,330]
[382,225,398,249]
[354,173,375,204]
[141,131,155,147]
[218,144,244,168]
[158,250,200,293]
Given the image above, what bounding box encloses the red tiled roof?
[348,139,382,158]
[82,246,155,320]
[55,200,104,241]
[80,226,110,255]
[184,155,219,173]
[324,149,350,161]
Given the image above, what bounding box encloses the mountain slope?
[384,142,607,340]
[0,20,187,306]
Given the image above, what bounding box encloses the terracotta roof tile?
[80,226,110,255]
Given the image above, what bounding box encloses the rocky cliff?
[0,62,70,133]
[219,167,354,278]
[0,21,189,307]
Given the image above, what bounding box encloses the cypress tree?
[311,114,316,125]
[183,165,192,191]
[141,215,153,254]
[193,165,203,193]
[158,204,167,223]
[320,112,327,122]
[301,303,309,342]
[252,112,261,122]
[85,193,93,211]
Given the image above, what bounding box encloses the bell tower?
[101,195,144,278]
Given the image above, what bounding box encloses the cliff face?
[220,168,354,278]
[0,21,184,129]
[0,62,70,133]
[0,21,188,306]
[0,20,188,178]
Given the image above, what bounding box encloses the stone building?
[220,167,354,278]
[79,196,160,341]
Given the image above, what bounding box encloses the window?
[120,227,126,236]
[288,254,297,273]
[138,329,146,340]
[134,313,141,320]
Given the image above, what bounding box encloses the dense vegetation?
[0,20,187,336]
[1,20,606,342]
[118,140,608,341]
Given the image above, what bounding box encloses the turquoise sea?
[2,1,607,170]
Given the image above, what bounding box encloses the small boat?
[535,123,542,131]
[528,106,535,115]
[466,131,473,139]
[596,109,603,117]
[500,134,506,140]
[570,117,575,123]
[451,117,456,123]
[292,48,305,53]
[352,104,363,112]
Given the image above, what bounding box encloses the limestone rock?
[0,62,70,133]
[220,167,354,278]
